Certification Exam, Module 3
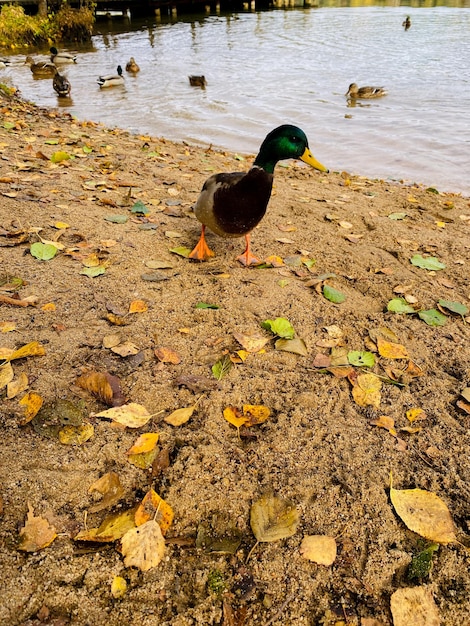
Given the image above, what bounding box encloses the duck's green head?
[254,124,328,175]
[50,46,58,55]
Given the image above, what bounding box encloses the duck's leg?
[189,225,215,261]
[236,233,261,266]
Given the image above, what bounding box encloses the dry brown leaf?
[88,471,124,513]
[390,484,457,544]
[76,371,126,407]
[299,535,337,565]
[121,519,165,572]
[390,587,440,626]
[7,372,29,399]
[233,332,269,353]
[18,503,57,552]
[111,341,140,357]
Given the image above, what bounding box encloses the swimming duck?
[53,69,71,97]
[0,58,10,69]
[189,75,206,87]
[25,56,57,77]
[189,124,328,265]
[402,16,411,30]
[125,57,140,73]
[346,83,387,99]
[97,66,125,88]
[50,46,77,64]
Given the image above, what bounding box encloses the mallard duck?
[97,66,124,88]
[402,16,411,31]
[125,57,140,73]
[25,56,57,77]
[346,83,387,99]
[53,69,71,97]
[0,58,11,69]
[189,75,206,87]
[189,124,328,265]
[50,46,77,64]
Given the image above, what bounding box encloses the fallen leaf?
[390,484,457,544]
[58,422,94,445]
[111,576,127,599]
[19,391,43,424]
[299,535,337,566]
[233,332,270,353]
[76,371,126,407]
[275,336,308,356]
[212,355,233,381]
[88,472,124,513]
[410,255,446,271]
[74,508,137,542]
[111,341,140,357]
[0,361,14,389]
[390,587,440,626]
[377,338,409,360]
[7,372,29,399]
[8,341,45,361]
[242,404,271,426]
[134,489,174,534]
[129,300,148,313]
[250,493,299,542]
[121,519,165,572]
[223,406,247,429]
[261,317,295,339]
[0,321,17,332]
[155,346,181,364]
[93,403,152,428]
[418,309,447,327]
[406,408,427,423]
[30,242,58,261]
[322,284,346,303]
[351,373,382,408]
[18,503,57,552]
[371,415,397,436]
[127,433,159,455]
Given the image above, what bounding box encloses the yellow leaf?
[88,472,124,513]
[406,408,427,423]
[250,493,299,542]
[129,299,148,313]
[377,338,409,360]
[265,255,285,267]
[0,321,16,333]
[299,535,337,566]
[94,403,151,428]
[111,341,140,357]
[233,332,270,353]
[435,221,446,228]
[54,221,70,229]
[58,422,94,445]
[135,489,174,534]
[370,415,397,436]
[236,349,249,362]
[41,302,56,311]
[121,520,165,572]
[164,405,195,426]
[74,508,137,542]
[82,253,101,267]
[390,485,457,544]
[0,361,14,390]
[19,391,43,424]
[243,404,271,426]
[111,576,127,599]
[8,341,46,361]
[223,406,248,429]
[127,432,159,455]
[390,587,441,626]
[7,372,29,399]
[18,503,57,552]
[351,373,382,408]
[407,195,419,203]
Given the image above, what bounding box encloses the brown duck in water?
[25,56,57,77]
[53,68,71,97]
[189,75,207,87]
[346,83,387,99]
[189,124,328,266]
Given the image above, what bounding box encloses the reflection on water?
[2,5,469,194]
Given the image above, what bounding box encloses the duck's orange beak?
[300,147,329,173]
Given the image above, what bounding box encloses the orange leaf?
[243,404,271,426]
[377,338,409,360]
[371,415,396,436]
[19,391,43,424]
[223,406,247,429]
[154,346,181,364]
[351,373,382,408]
[18,503,57,552]
[135,489,174,534]
[127,432,159,455]
[129,299,148,313]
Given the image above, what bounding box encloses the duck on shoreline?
[346,83,387,99]
[189,124,328,265]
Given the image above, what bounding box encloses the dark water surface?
[3,5,470,194]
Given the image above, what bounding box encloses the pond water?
[2,4,470,195]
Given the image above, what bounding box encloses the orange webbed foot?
[189,226,215,261]
[236,234,261,266]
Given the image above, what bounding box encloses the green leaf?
[322,284,346,304]
[4,121,15,130]
[131,200,150,215]
[44,139,59,145]
[408,543,439,581]
[261,317,295,339]
[418,309,447,326]
[348,351,375,367]
[302,258,316,269]
[195,302,220,310]
[438,299,469,317]
[387,298,416,314]
[104,214,128,224]
[80,266,106,278]
[170,246,192,258]
[410,255,446,271]
[50,151,71,163]
[30,242,58,261]
[82,145,93,154]
[388,212,407,220]
[211,355,232,381]
[426,187,440,194]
